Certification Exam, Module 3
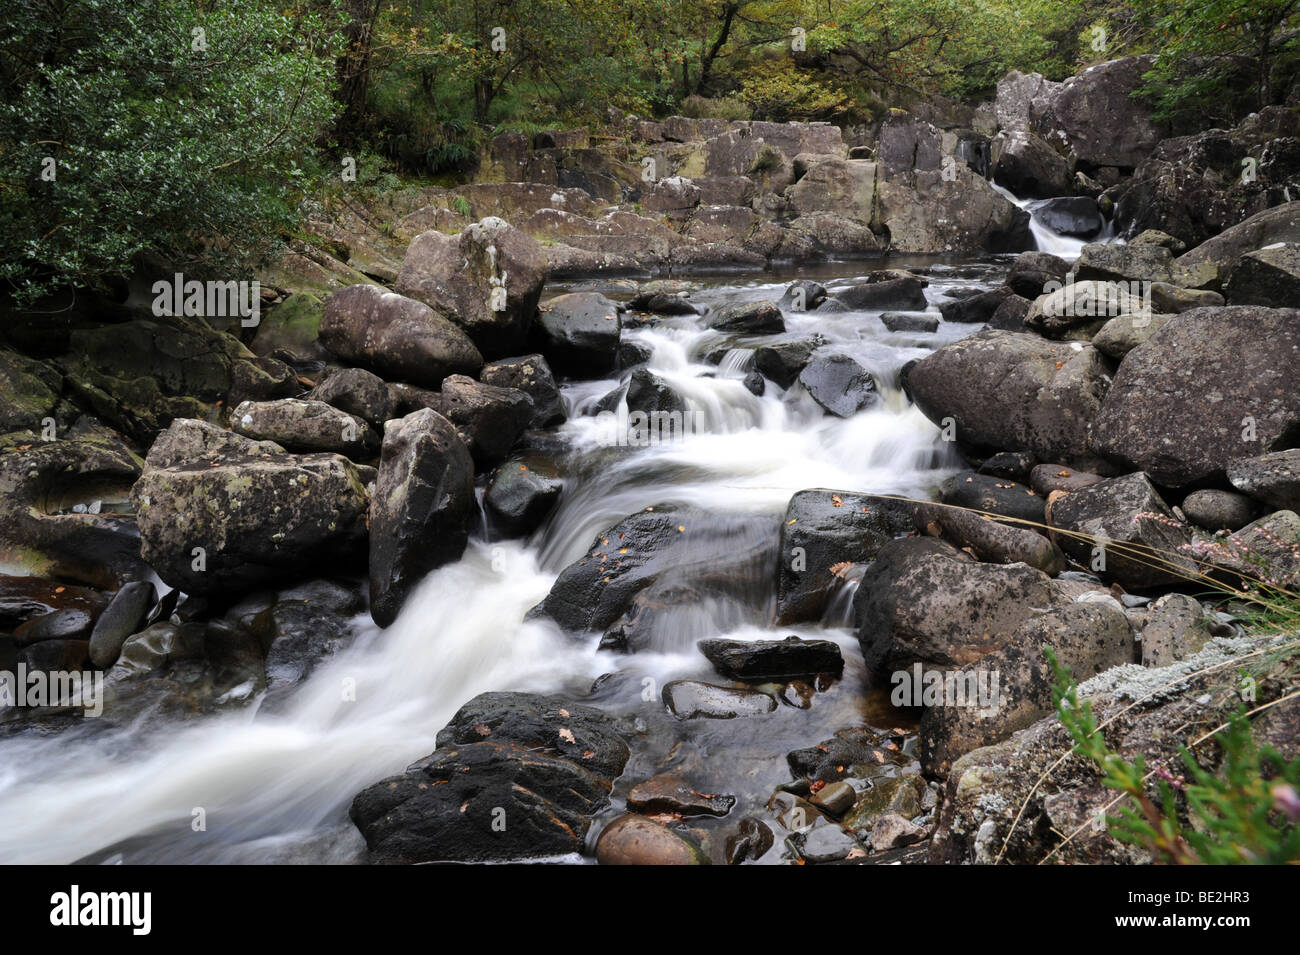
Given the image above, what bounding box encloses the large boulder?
[533,292,622,376]
[831,273,928,311]
[319,284,482,388]
[1109,110,1300,249]
[1032,56,1164,169]
[308,367,395,426]
[395,217,549,358]
[905,330,1111,464]
[0,424,148,589]
[0,348,63,433]
[852,537,1059,675]
[915,501,1065,575]
[784,159,877,221]
[993,130,1073,198]
[131,420,369,595]
[919,601,1133,777]
[1006,251,1069,298]
[1224,243,1300,307]
[1093,306,1300,487]
[874,165,1031,253]
[368,409,476,627]
[775,489,912,624]
[1175,201,1300,289]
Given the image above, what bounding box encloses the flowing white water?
[991,183,1116,260]
[0,250,1072,863]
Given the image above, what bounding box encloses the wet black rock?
[434,691,631,780]
[698,635,843,681]
[368,409,476,628]
[799,354,878,417]
[775,488,911,624]
[479,354,566,428]
[484,459,563,538]
[88,581,156,669]
[662,680,777,720]
[704,300,785,335]
[753,336,826,389]
[534,292,622,377]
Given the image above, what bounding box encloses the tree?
[1131,0,1300,123]
[0,0,341,303]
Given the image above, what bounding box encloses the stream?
[0,205,1096,863]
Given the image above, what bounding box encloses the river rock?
[1202,510,1300,590]
[1226,449,1300,512]
[778,280,827,313]
[725,818,775,864]
[0,348,63,433]
[595,814,709,865]
[319,284,482,388]
[12,609,92,646]
[1046,472,1194,588]
[794,817,866,862]
[435,691,631,780]
[253,580,362,697]
[919,601,1133,777]
[788,727,913,782]
[870,813,926,852]
[367,409,476,627]
[1076,242,1174,284]
[705,300,785,334]
[132,422,368,595]
[853,537,1059,675]
[308,367,395,425]
[484,459,562,538]
[916,501,1065,575]
[799,354,878,417]
[843,776,926,834]
[628,772,736,817]
[775,488,911,623]
[1032,55,1164,168]
[1026,279,1147,338]
[479,355,566,427]
[534,506,772,642]
[395,217,549,358]
[1181,489,1260,532]
[533,292,622,376]
[88,581,156,668]
[881,311,939,333]
[753,336,825,389]
[1007,251,1069,298]
[1092,306,1300,487]
[940,472,1047,525]
[1029,464,1105,496]
[595,368,687,419]
[432,375,533,466]
[832,274,927,311]
[1224,244,1300,307]
[698,635,843,682]
[1179,200,1300,284]
[1149,282,1223,313]
[992,129,1073,198]
[1090,312,1176,358]
[0,426,148,589]
[905,331,1110,464]
[662,680,777,720]
[1137,593,1211,668]
[350,740,613,863]
[1031,197,1102,237]
[230,399,376,459]
[938,288,1012,324]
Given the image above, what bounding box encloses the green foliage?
[0,0,342,303]
[1049,648,1300,864]
[1130,0,1300,127]
[738,62,854,121]
[679,94,752,121]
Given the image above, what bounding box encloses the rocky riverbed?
[1,55,1298,865]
